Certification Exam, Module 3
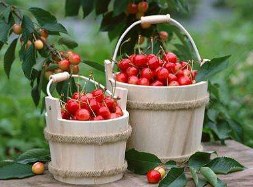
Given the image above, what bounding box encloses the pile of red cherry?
[115,52,197,86]
[61,89,123,121]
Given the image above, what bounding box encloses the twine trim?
[44,125,132,145]
[127,94,209,111]
[48,161,127,178]
[159,145,204,163]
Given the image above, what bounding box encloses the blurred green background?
[0,0,253,159]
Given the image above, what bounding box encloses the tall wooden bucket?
[105,15,209,163]
[44,72,131,185]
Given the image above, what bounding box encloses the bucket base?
[53,173,124,185]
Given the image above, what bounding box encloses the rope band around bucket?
[48,161,127,178]
[127,94,209,111]
[44,125,132,145]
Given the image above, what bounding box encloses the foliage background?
[0,0,253,160]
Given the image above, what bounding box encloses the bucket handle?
[111,14,202,69]
[46,72,112,98]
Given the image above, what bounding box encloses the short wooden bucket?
[44,73,131,185]
[105,14,209,163]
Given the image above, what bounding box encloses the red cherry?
[169,81,180,86]
[89,99,100,113]
[127,3,138,14]
[168,73,177,82]
[92,89,104,102]
[61,109,70,119]
[110,113,120,119]
[115,106,123,116]
[183,69,192,78]
[75,109,90,121]
[147,54,156,60]
[165,62,176,73]
[128,75,139,85]
[86,93,93,99]
[146,170,161,184]
[133,54,147,67]
[93,115,104,121]
[150,80,164,86]
[176,70,184,78]
[128,54,136,63]
[72,92,83,100]
[118,59,131,71]
[173,63,182,73]
[163,52,177,63]
[138,1,149,13]
[58,59,70,71]
[157,67,169,80]
[181,61,191,70]
[98,106,111,119]
[137,77,149,86]
[147,56,160,70]
[178,76,192,85]
[104,96,117,112]
[140,68,154,80]
[69,53,81,65]
[126,66,138,76]
[115,72,128,83]
[155,67,162,77]
[66,99,79,115]
[80,95,89,109]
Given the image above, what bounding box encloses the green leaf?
[81,0,94,18]
[46,63,59,71]
[0,160,14,167]
[0,20,11,43]
[100,12,126,32]
[95,0,110,15]
[58,37,78,49]
[31,83,40,106]
[4,38,18,78]
[190,167,198,186]
[0,162,34,179]
[83,60,104,72]
[16,148,50,164]
[205,157,245,174]
[206,121,231,144]
[196,55,230,82]
[113,0,128,16]
[29,7,57,25]
[0,41,4,51]
[165,160,177,169]
[125,149,162,175]
[21,15,35,43]
[217,178,227,187]
[42,23,68,34]
[2,6,11,23]
[200,167,218,187]
[22,44,36,79]
[56,78,77,100]
[188,151,217,170]
[159,167,187,187]
[65,0,81,16]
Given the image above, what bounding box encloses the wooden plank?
[0,140,252,187]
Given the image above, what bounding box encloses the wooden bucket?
[44,72,131,185]
[105,14,209,163]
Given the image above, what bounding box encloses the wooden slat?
[1,140,252,187]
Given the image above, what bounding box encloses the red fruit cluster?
[116,52,197,86]
[61,89,123,121]
[45,51,81,80]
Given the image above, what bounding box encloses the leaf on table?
[205,157,245,174]
[188,151,217,170]
[200,167,218,187]
[165,160,177,169]
[196,55,230,82]
[65,0,81,17]
[58,37,78,49]
[125,149,162,175]
[216,178,227,187]
[190,167,198,186]
[16,148,50,164]
[0,162,34,179]
[158,167,187,187]
[4,38,18,78]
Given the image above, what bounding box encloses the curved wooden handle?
[111,14,201,69]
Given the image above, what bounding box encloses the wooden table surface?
[1,140,252,187]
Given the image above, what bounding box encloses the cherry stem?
[151,37,154,54]
[120,38,131,58]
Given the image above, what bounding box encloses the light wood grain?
[105,60,208,162]
[1,140,252,187]
[44,94,130,185]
